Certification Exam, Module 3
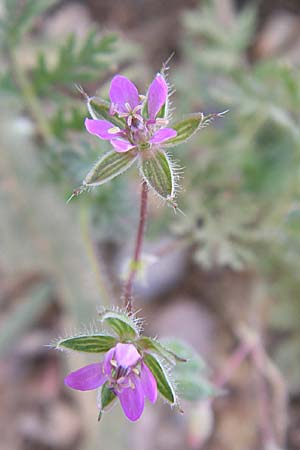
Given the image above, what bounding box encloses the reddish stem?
[214,341,253,389]
[123,181,148,313]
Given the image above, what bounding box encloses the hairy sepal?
[87,97,126,128]
[84,150,137,187]
[140,150,174,200]
[161,338,207,372]
[164,113,204,147]
[143,353,176,405]
[161,338,217,402]
[99,310,141,340]
[137,336,186,365]
[177,375,218,402]
[56,334,117,353]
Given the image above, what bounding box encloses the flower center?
[118,103,143,127]
[108,358,140,393]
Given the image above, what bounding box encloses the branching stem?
[123,181,148,313]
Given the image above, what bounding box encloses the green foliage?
[174,0,300,271]
[32,32,117,97]
[174,0,300,391]
[1,0,54,47]
[0,0,138,243]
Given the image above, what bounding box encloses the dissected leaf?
[32,31,117,96]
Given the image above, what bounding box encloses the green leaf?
[137,336,186,365]
[164,113,204,147]
[140,150,174,200]
[143,353,176,405]
[56,334,116,353]
[100,310,140,339]
[84,150,138,187]
[88,97,126,129]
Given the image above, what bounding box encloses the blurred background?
[1,0,300,449]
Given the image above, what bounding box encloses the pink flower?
[85,74,177,153]
[64,343,157,421]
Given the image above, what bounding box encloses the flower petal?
[149,128,177,144]
[85,118,122,140]
[103,347,116,376]
[115,343,141,367]
[111,139,136,153]
[118,376,145,421]
[109,75,139,113]
[64,363,106,391]
[140,362,158,404]
[147,73,168,120]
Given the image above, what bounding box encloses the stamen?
[132,368,140,376]
[125,102,131,112]
[108,126,121,134]
[117,377,125,384]
[155,118,169,126]
[134,113,143,122]
[110,359,118,367]
[133,104,142,113]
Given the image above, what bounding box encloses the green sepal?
[161,338,217,403]
[99,310,140,340]
[162,338,206,372]
[143,353,176,405]
[87,97,126,129]
[177,375,218,402]
[137,336,186,365]
[56,334,117,353]
[164,113,204,147]
[140,150,174,200]
[99,382,117,415]
[84,150,137,187]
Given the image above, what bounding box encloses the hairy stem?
[123,181,148,313]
